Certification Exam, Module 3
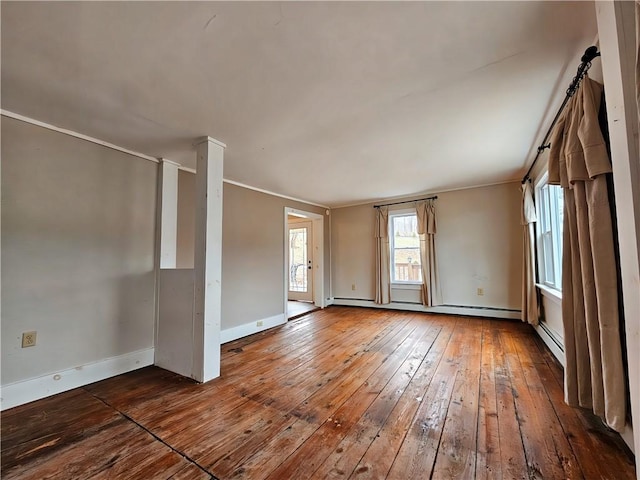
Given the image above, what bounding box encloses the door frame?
[284,207,325,318]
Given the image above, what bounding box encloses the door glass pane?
[289,227,308,292]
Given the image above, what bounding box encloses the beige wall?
[223,183,329,328]
[437,182,522,309]
[331,182,523,310]
[176,174,330,329]
[331,203,376,299]
[1,117,157,385]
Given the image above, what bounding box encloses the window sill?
[536,283,562,305]
[391,283,422,291]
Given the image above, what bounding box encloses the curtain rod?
[521,45,601,184]
[373,195,437,208]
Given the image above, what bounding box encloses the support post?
[192,137,226,382]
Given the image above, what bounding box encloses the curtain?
[416,200,442,306]
[374,206,391,304]
[548,74,626,432]
[521,182,539,325]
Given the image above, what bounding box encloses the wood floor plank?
[386,368,457,478]
[221,307,376,370]
[3,416,192,480]
[168,463,214,480]
[308,318,452,480]
[526,333,636,480]
[209,315,424,478]
[116,311,407,463]
[431,318,483,479]
[500,329,576,479]
[223,417,320,480]
[2,308,635,480]
[511,332,584,479]
[263,315,439,480]
[490,326,528,480]
[242,313,409,414]
[475,319,502,480]
[119,311,400,440]
[176,314,419,477]
[347,318,454,479]
[203,408,298,475]
[1,390,123,473]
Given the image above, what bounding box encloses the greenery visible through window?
[389,212,422,283]
[536,176,564,290]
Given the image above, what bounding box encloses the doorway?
[284,207,325,320]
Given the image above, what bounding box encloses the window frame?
[388,208,422,286]
[534,173,564,291]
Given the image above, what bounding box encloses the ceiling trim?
[221,179,331,210]
[331,178,522,210]
[177,167,330,209]
[1,109,160,164]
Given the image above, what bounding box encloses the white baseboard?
[221,313,286,344]
[534,321,566,367]
[0,348,154,411]
[325,297,335,307]
[332,298,521,320]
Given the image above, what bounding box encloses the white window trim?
[392,283,421,290]
[389,208,422,286]
[537,282,562,306]
[534,173,563,291]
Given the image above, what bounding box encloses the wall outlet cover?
[22,331,37,348]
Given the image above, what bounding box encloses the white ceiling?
[1,1,597,207]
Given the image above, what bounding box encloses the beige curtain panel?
[548,75,626,432]
[374,206,391,305]
[416,199,442,306]
[521,182,539,325]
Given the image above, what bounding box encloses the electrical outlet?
[477,288,484,296]
[22,331,37,348]
[257,320,263,327]
[352,283,356,291]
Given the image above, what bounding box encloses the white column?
[596,0,640,459]
[159,159,179,269]
[192,137,225,382]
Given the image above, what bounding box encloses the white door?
[288,221,313,302]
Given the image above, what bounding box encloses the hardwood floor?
[2,307,635,479]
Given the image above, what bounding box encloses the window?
[389,211,422,283]
[535,175,564,290]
